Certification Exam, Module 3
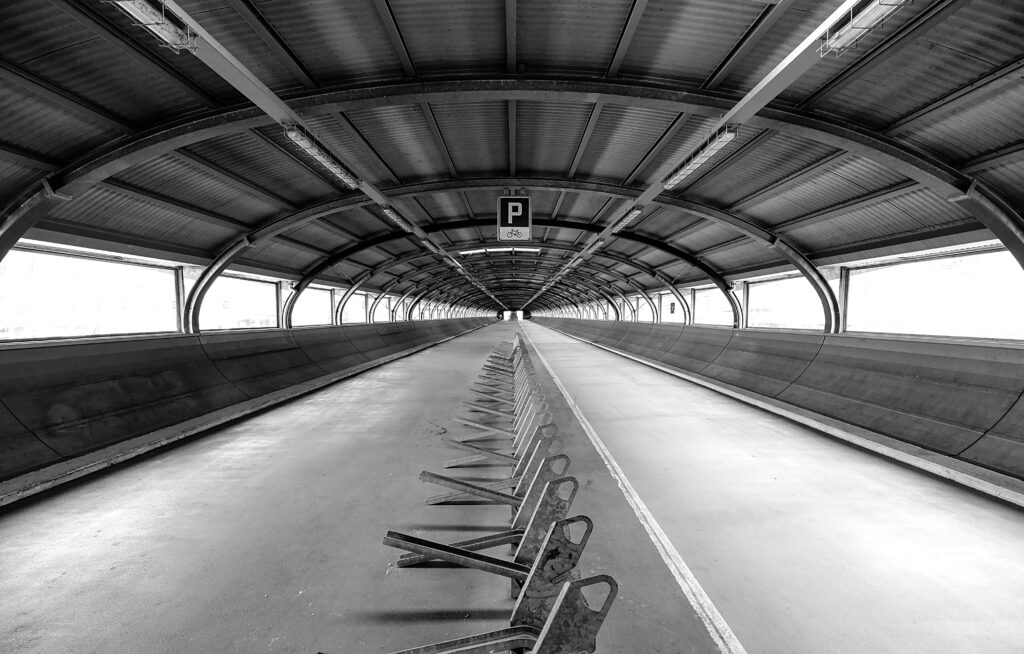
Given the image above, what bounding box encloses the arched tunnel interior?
[1,1,1024,652]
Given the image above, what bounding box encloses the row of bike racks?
[361,332,619,653]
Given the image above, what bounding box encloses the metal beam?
[505,0,517,74]
[420,102,459,177]
[224,0,318,88]
[46,0,219,107]
[701,0,797,90]
[335,111,401,185]
[669,128,776,193]
[98,179,249,230]
[798,0,972,110]
[886,55,1024,135]
[567,101,603,178]
[508,100,517,176]
[772,181,919,232]
[247,128,341,192]
[372,0,415,76]
[6,76,1023,278]
[622,112,690,186]
[962,142,1024,175]
[170,150,295,210]
[606,0,648,77]
[0,142,59,171]
[0,56,132,132]
[728,151,849,211]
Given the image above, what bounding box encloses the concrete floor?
[523,322,1024,653]
[0,323,720,653]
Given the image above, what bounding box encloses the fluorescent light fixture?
[282,124,360,190]
[821,1,911,56]
[381,207,414,233]
[459,247,542,256]
[420,240,443,256]
[580,238,606,259]
[112,0,196,51]
[662,128,737,190]
[611,207,645,234]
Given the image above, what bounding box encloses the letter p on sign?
[497,196,531,242]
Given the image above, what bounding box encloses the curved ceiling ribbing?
[281,234,691,326]
[1,0,1022,325]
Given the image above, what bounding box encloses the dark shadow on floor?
[348,608,511,623]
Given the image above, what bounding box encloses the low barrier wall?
[533,318,1024,481]
[0,319,493,482]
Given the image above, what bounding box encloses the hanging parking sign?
[497,196,532,241]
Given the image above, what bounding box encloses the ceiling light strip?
[662,128,737,190]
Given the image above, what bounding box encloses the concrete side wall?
[534,318,1024,481]
[0,319,493,482]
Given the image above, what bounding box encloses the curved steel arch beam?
[5,77,1020,274]
[384,179,832,328]
[279,217,703,325]
[281,239,435,327]
[612,289,638,322]
[411,269,608,313]
[392,286,418,321]
[348,235,690,324]
[183,191,795,331]
[423,278,584,315]
[399,256,633,302]
[618,233,741,327]
[367,279,401,323]
[625,280,660,323]
[664,198,838,331]
[459,243,691,321]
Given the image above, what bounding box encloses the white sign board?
[496,196,532,242]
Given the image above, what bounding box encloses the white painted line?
[538,324,1024,511]
[521,324,747,654]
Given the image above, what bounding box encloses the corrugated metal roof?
[516,101,593,176]
[716,0,850,94]
[429,101,509,175]
[345,104,450,181]
[0,86,116,165]
[619,0,766,84]
[112,154,274,225]
[416,192,468,222]
[672,222,736,253]
[176,1,306,92]
[2,0,1020,307]
[304,113,400,187]
[896,82,1024,162]
[575,104,679,182]
[47,186,238,249]
[518,0,631,74]
[185,131,336,205]
[628,114,720,186]
[703,240,779,271]
[744,155,910,226]
[285,221,350,251]
[975,160,1024,210]
[252,0,405,84]
[782,0,933,105]
[391,0,504,75]
[1,1,212,121]
[556,192,616,223]
[246,239,320,270]
[686,132,835,206]
[810,0,1024,129]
